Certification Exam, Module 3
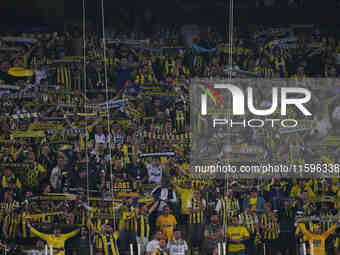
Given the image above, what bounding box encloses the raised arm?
[298,223,313,240]
[27,222,49,240]
[62,228,80,240]
[148,200,160,214]
[323,224,337,239]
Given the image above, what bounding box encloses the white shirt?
[187,198,206,210]
[312,117,331,139]
[146,164,164,185]
[167,240,188,255]
[151,187,177,211]
[111,132,124,145]
[215,198,239,212]
[95,133,109,144]
[35,69,47,84]
[50,166,62,190]
[26,250,43,255]
[238,213,259,225]
[146,240,159,254]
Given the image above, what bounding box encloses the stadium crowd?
[0,24,339,255]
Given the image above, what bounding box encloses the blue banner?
[192,43,231,52]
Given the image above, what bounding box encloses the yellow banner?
[0,139,25,144]
[29,124,63,131]
[24,211,64,219]
[77,112,97,117]
[116,192,140,198]
[10,131,45,138]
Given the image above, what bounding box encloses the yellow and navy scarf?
[164,58,176,75]
[102,233,120,255]
[272,56,286,76]
[57,66,72,89]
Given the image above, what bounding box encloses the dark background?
[0,0,339,31]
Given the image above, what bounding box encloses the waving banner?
[106,39,150,45]
[98,99,128,109]
[0,85,20,90]
[2,37,37,44]
[139,152,176,158]
[192,43,231,53]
